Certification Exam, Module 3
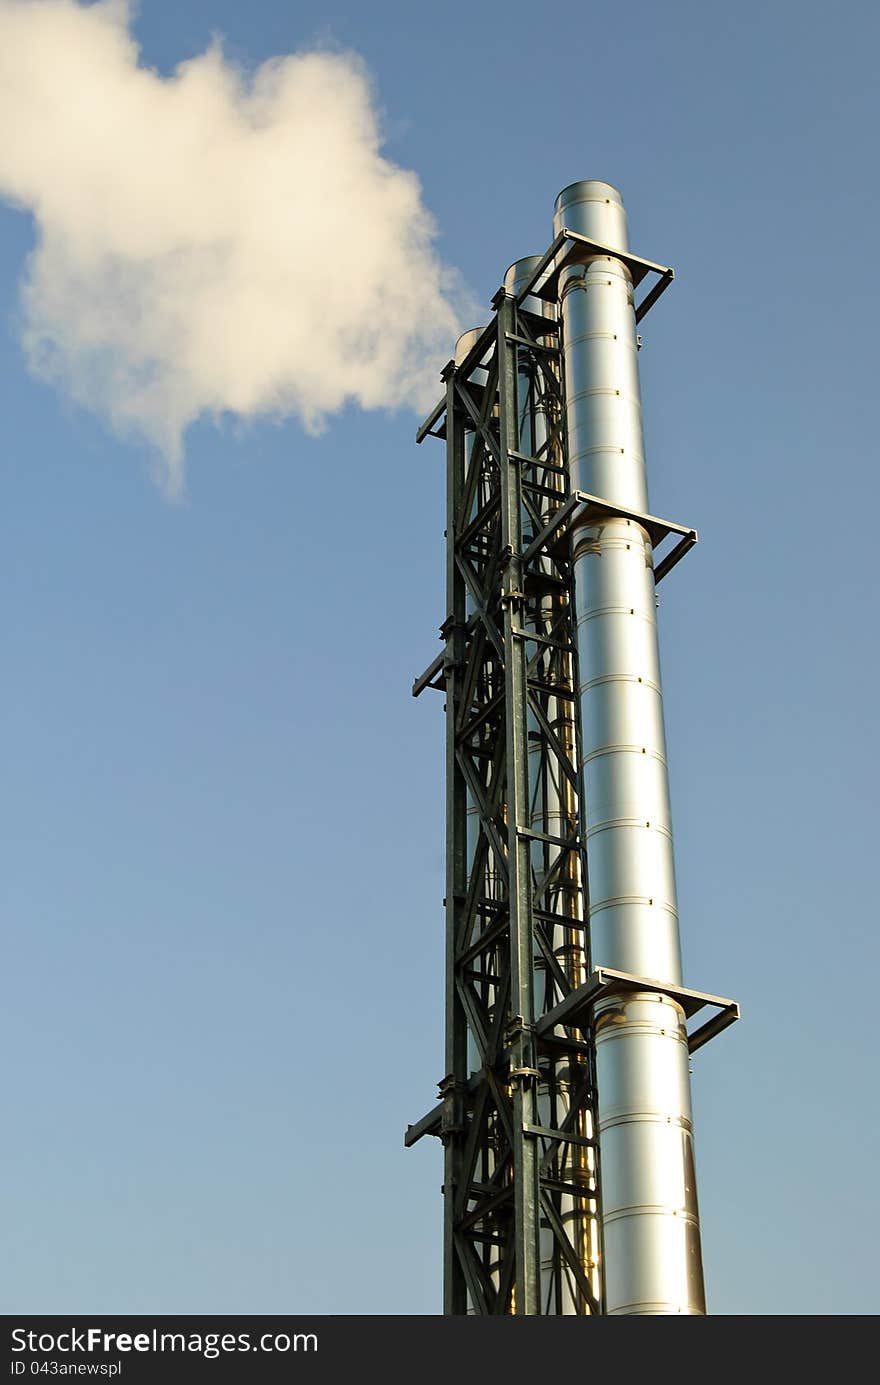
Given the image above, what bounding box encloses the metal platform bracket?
[537,967,740,1055]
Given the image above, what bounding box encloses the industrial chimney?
[407,182,738,1315]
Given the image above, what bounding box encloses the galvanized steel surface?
[555,180,705,1314]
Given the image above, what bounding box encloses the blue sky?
[1,0,877,1314]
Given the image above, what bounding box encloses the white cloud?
[0,0,469,492]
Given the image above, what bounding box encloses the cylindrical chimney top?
[503,255,543,299]
[553,180,629,253]
[454,327,485,367]
[503,255,555,322]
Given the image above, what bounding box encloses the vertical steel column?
[496,291,542,1313]
[554,181,705,1314]
[441,361,469,1316]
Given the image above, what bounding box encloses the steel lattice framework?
[407,288,601,1314]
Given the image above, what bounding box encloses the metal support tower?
[407,182,739,1315]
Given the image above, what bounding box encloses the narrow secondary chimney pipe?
[554,181,705,1314]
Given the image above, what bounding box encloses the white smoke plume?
[0,0,469,492]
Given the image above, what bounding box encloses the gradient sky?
[1,0,877,1315]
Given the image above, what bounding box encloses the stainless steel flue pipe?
[554,182,705,1314]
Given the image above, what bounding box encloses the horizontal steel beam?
[412,650,445,698]
[416,392,449,445]
[523,1123,596,1149]
[405,1103,443,1147]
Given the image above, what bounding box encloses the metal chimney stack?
[408,181,738,1315]
[555,181,701,1313]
